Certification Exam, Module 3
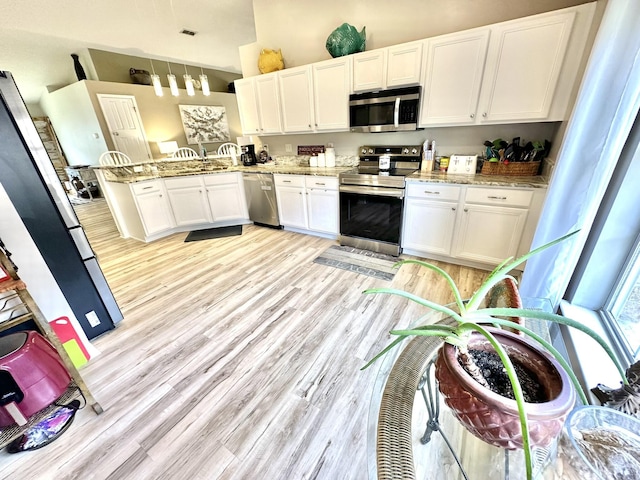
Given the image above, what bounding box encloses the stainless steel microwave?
[349,86,421,133]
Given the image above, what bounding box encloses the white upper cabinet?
[279,66,315,133]
[477,10,576,123]
[352,50,387,92]
[386,41,423,88]
[419,29,490,126]
[254,74,283,134]
[312,57,351,131]
[234,77,261,135]
[235,74,282,135]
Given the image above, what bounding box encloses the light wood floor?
[0,199,487,480]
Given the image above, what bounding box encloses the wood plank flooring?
[0,199,487,480]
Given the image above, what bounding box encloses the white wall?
[263,124,559,159]
[40,81,108,166]
[248,0,593,75]
[39,79,243,165]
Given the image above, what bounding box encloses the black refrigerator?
[0,71,121,339]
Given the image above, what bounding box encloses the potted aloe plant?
[362,231,629,480]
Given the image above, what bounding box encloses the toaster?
[448,155,478,175]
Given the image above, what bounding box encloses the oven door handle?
[394,97,400,128]
[340,185,404,199]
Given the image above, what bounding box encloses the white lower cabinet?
[165,176,211,227]
[403,184,460,256]
[131,180,175,236]
[455,204,529,264]
[204,172,249,222]
[402,182,544,269]
[274,174,338,236]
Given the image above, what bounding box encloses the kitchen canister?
[318,153,326,167]
[325,148,336,168]
[310,154,318,167]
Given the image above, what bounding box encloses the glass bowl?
[556,406,640,480]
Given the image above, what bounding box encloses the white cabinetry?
[419,5,591,126]
[386,41,423,88]
[165,176,212,227]
[306,176,339,234]
[279,66,314,133]
[455,187,532,264]
[312,57,351,131]
[477,10,576,123]
[274,175,307,228]
[420,29,490,126]
[278,59,351,134]
[131,180,175,236]
[274,175,339,236]
[403,182,545,270]
[204,172,249,222]
[352,50,386,92]
[402,184,461,256]
[234,74,282,135]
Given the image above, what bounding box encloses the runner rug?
[313,245,399,281]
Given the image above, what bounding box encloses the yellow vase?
[258,49,284,74]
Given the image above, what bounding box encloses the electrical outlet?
[86,311,100,327]
[285,144,292,153]
[133,165,143,173]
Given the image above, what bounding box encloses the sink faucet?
[197,141,208,162]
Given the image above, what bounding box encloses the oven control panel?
[360,146,422,157]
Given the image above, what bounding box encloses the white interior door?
[97,94,152,162]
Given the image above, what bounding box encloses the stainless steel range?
[339,145,422,256]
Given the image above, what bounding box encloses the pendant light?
[167,63,179,97]
[183,65,195,96]
[150,60,163,97]
[200,67,210,96]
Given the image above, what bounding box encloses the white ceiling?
[0,0,257,105]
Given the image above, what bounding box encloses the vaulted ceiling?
[0,0,256,105]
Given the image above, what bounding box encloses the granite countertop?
[407,170,549,188]
[96,157,548,188]
[95,157,353,184]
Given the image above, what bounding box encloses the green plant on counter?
[362,230,628,480]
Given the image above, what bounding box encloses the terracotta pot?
[434,327,576,450]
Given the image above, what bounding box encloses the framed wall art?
[178,105,230,144]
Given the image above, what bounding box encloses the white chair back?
[171,147,201,159]
[99,151,133,166]
[217,143,242,156]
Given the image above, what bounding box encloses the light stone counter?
[95,156,355,184]
[407,170,548,188]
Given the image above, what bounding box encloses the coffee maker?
[241,145,257,166]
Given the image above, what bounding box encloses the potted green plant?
[362,231,629,480]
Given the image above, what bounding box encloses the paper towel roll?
[325,148,336,167]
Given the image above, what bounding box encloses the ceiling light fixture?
[183,65,195,96]
[200,67,210,96]
[150,60,163,97]
[167,63,179,97]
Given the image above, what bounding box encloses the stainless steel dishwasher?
[242,173,281,228]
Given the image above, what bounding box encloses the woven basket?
[481,161,541,176]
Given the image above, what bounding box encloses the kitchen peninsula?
[95,156,547,272]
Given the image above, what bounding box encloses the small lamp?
[183,65,195,96]
[200,68,210,96]
[167,63,179,97]
[150,60,163,97]
[158,141,179,157]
